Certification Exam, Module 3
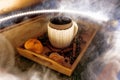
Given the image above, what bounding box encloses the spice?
[73,42,77,57]
[47,43,61,52]
[61,48,73,53]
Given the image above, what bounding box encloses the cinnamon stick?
[61,48,73,53]
[47,43,61,52]
[73,42,76,57]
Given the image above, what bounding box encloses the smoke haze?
[0,0,120,80]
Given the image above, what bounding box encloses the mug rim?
[50,16,72,25]
[49,21,73,30]
[49,16,73,30]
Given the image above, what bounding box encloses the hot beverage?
[50,16,71,25]
[47,16,78,48]
[49,16,72,30]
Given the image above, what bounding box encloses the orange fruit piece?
[49,52,64,64]
[24,38,43,54]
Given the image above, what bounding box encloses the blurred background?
[0,0,120,80]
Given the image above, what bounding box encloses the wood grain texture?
[17,47,72,76]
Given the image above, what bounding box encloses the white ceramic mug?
[47,16,78,48]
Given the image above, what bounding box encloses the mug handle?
[73,21,78,38]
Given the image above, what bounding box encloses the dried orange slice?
[24,38,43,54]
[49,52,64,64]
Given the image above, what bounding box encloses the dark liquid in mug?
[50,16,71,25]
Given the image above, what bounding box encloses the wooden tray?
[1,15,99,76]
[16,18,99,76]
[17,30,97,75]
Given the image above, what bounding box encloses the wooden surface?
[17,48,72,76]
[17,25,99,76]
[1,16,100,76]
[1,16,48,47]
[0,0,43,14]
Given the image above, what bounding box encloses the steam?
[0,34,18,80]
[0,0,119,23]
[0,34,15,71]
[0,0,120,80]
[59,0,120,80]
[81,30,120,80]
[59,0,118,14]
[0,9,109,23]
